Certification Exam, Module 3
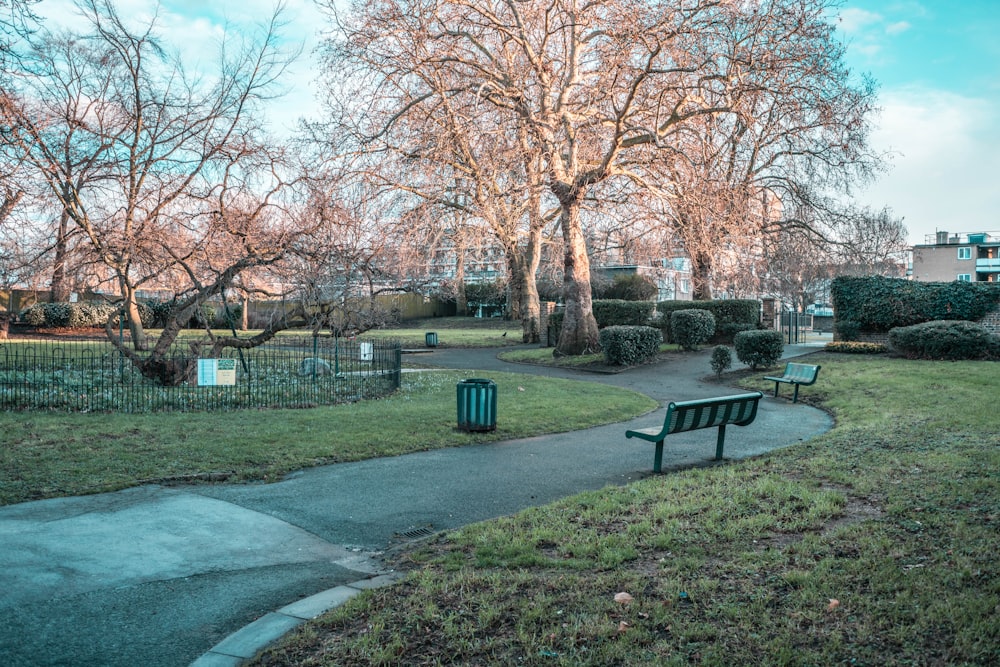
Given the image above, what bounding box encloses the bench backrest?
[664,392,762,435]
[783,363,820,383]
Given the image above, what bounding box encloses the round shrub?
[671,309,716,351]
[888,320,997,360]
[599,325,663,366]
[710,345,733,377]
[734,329,784,369]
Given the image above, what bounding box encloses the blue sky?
[36,0,1000,246]
[837,1,1000,244]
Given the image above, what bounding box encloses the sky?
[33,0,1000,247]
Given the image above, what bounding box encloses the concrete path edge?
[190,573,404,666]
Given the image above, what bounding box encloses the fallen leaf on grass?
[617,621,631,634]
[827,598,840,611]
[614,592,633,604]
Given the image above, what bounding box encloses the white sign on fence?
[197,358,237,386]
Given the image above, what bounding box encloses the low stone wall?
[980,307,1000,334]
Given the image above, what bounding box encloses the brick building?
[910,231,1000,283]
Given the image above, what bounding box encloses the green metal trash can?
[425,331,438,347]
[457,378,497,432]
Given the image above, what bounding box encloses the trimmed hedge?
[594,274,658,301]
[671,309,716,351]
[599,325,663,366]
[888,320,998,360]
[831,275,1000,333]
[19,302,118,328]
[656,299,759,343]
[17,300,230,330]
[733,329,784,369]
[593,299,656,326]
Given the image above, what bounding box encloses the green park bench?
[625,392,763,472]
[763,362,821,403]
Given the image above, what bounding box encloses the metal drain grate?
[397,526,434,539]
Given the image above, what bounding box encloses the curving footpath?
[0,344,832,667]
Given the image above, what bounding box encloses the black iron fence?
[0,335,401,412]
[780,311,814,344]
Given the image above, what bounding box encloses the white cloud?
[885,20,911,35]
[855,87,1000,244]
[837,8,883,34]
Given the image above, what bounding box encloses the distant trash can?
[457,378,497,432]
[425,332,438,347]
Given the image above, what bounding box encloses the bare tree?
[314,25,556,342]
[1,0,318,384]
[761,220,835,312]
[830,205,909,276]
[320,0,881,354]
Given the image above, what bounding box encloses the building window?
[957,274,972,282]
[957,247,972,260]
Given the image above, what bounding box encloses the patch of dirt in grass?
[750,484,884,553]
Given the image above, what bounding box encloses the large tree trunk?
[50,208,72,302]
[454,243,468,316]
[691,250,714,301]
[118,280,148,350]
[555,201,599,355]
[519,224,542,343]
[506,253,523,320]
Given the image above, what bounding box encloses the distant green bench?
[625,392,763,473]
[763,362,820,403]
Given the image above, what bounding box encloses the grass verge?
[0,371,655,505]
[253,354,1000,666]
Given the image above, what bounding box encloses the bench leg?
[792,384,799,403]
[715,424,727,460]
[773,381,780,398]
[654,439,664,473]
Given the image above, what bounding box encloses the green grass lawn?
[370,316,521,348]
[253,354,1000,666]
[0,370,654,505]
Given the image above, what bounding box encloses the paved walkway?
[0,343,832,667]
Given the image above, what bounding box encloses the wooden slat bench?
[763,362,820,403]
[625,392,763,472]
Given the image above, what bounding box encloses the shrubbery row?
[656,299,759,343]
[19,301,239,329]
[549,298,760,345]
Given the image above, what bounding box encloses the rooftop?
[920,231,1000,246]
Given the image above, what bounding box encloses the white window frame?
[957,274,972,282]
[957,247,972,260]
